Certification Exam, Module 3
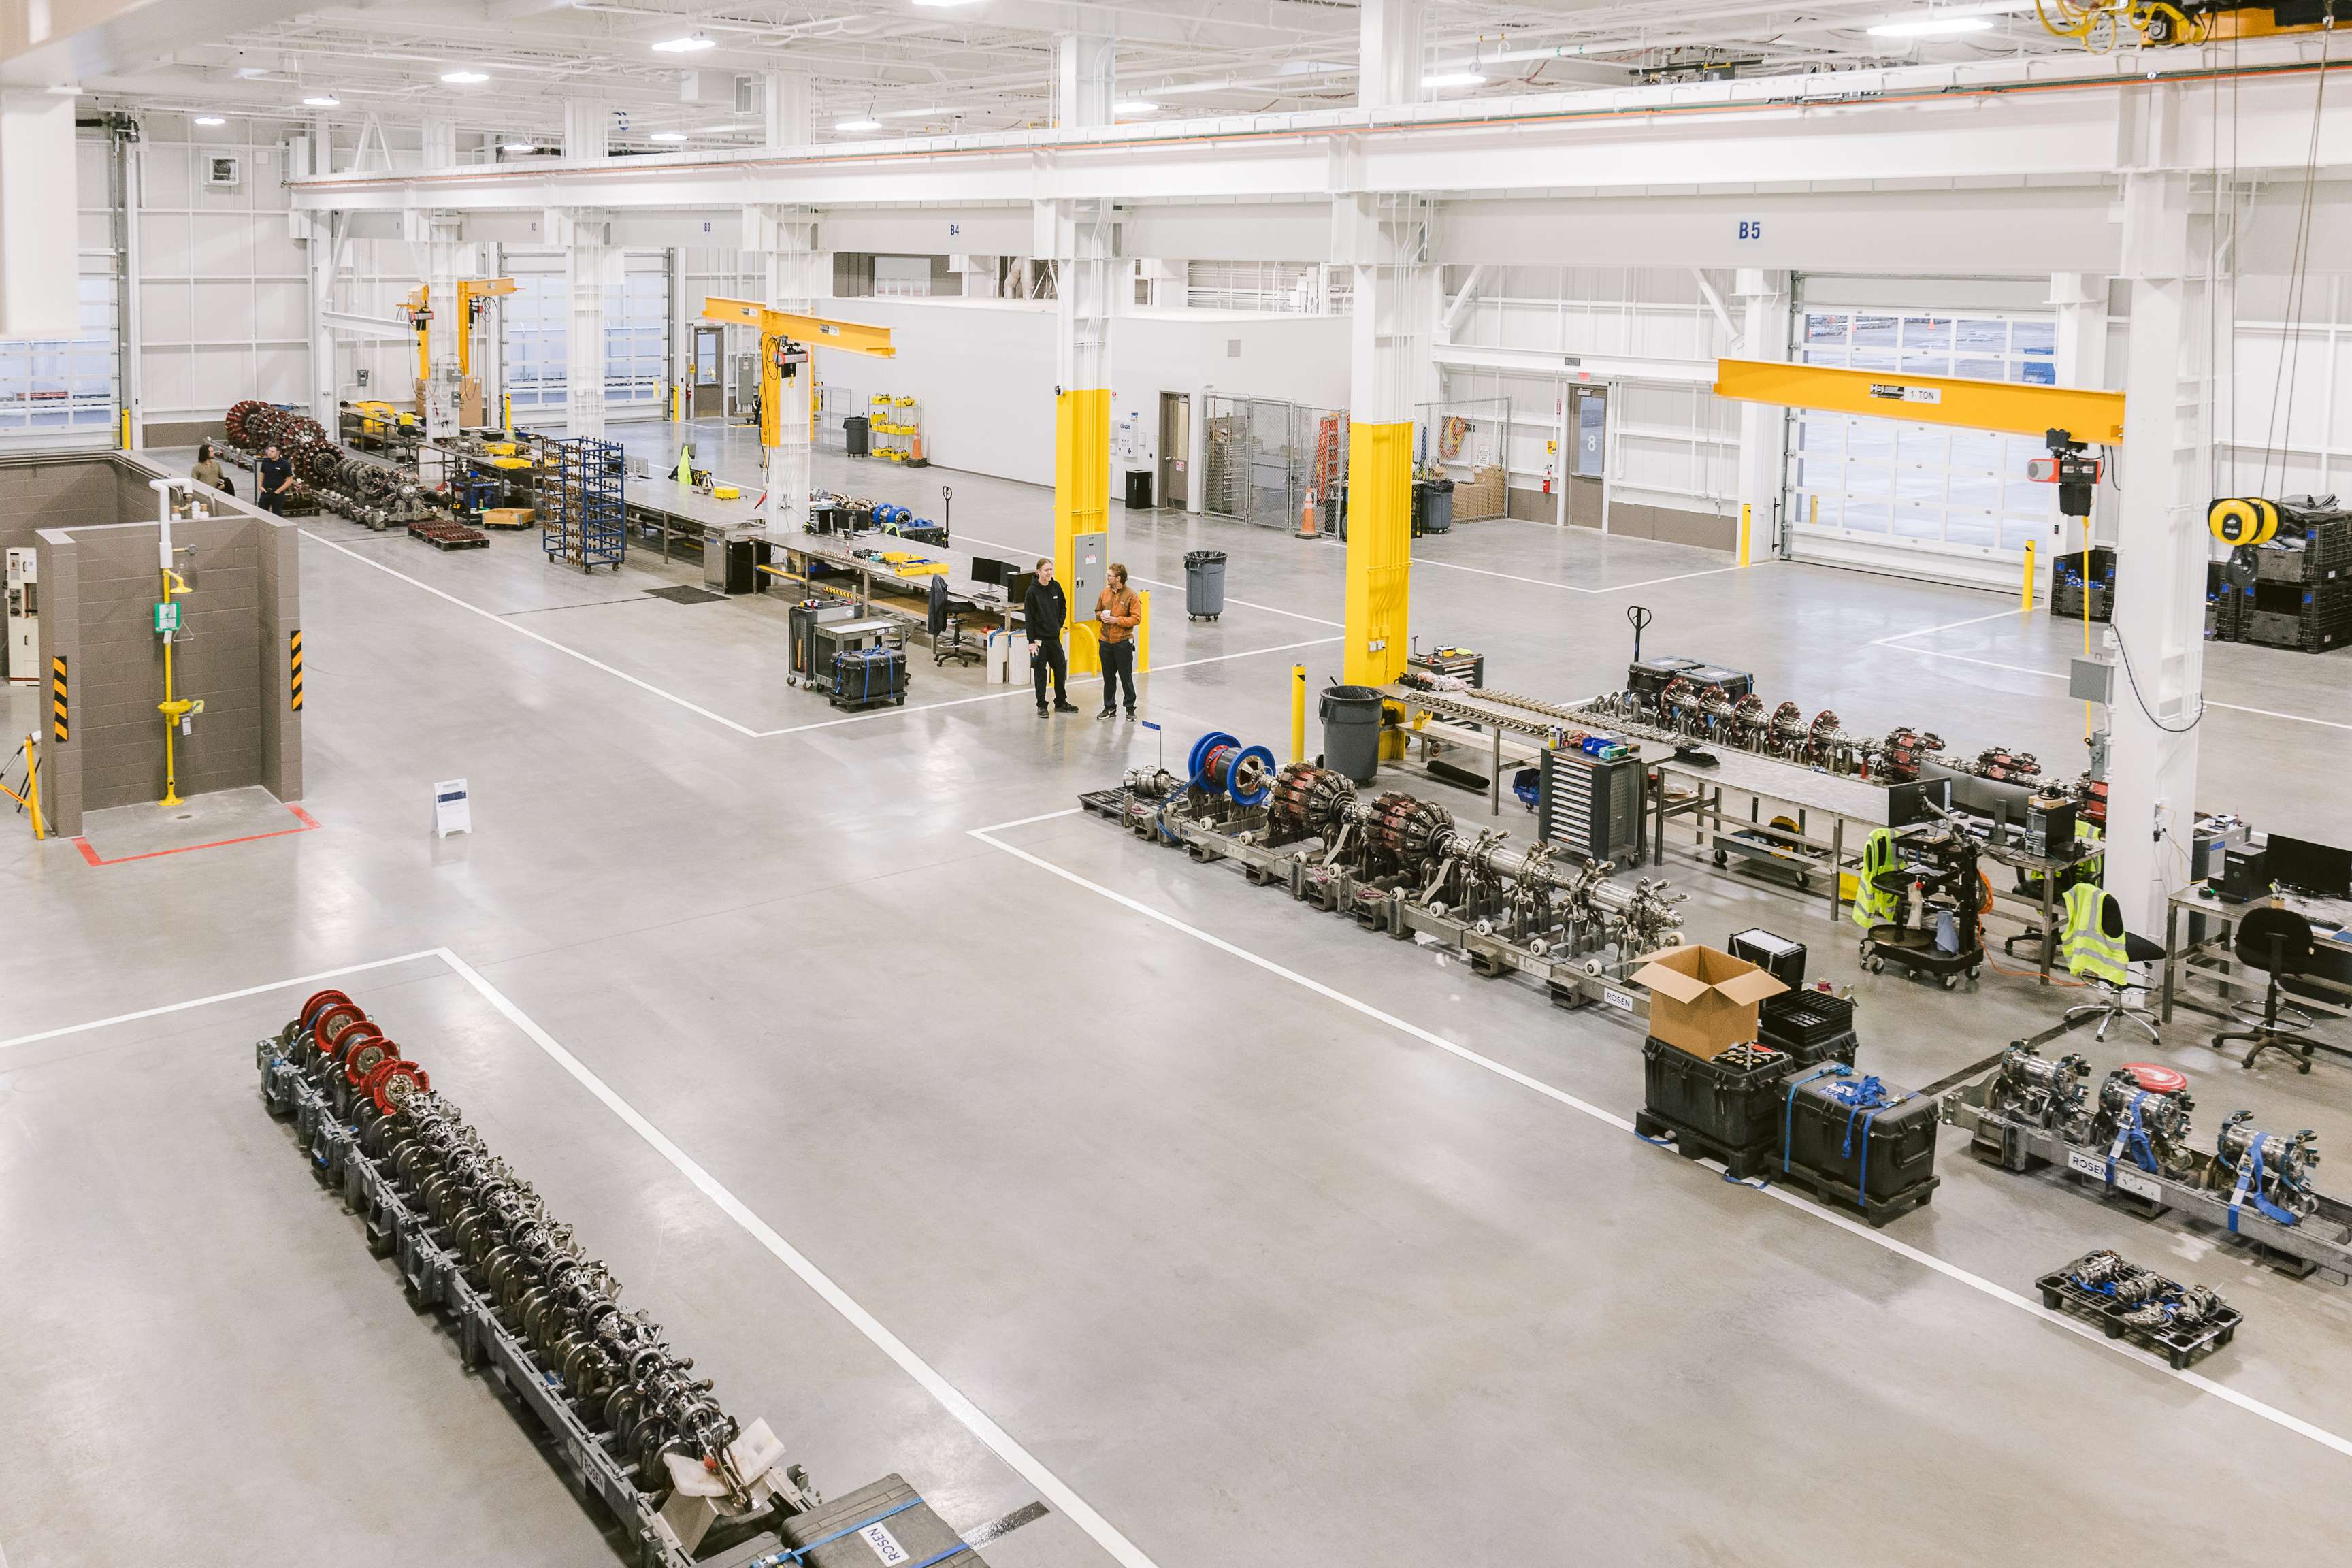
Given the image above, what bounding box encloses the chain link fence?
[1415,396,1514,523]
[1203,395,1350,532]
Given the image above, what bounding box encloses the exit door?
[1159,392,1190,510]
[691,326,725,417]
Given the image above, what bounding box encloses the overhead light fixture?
[302,95,339,107]
[650,131,687,142]
[835,118,882,132]
[1422,71,1487,88]
[1866,13,1995,35]
[879,106,948,118]
[1113,100,1158,114]
[194,116,227,127]
[440,69,489,84]
[687,122,745,135]
[910,0,983,8]
[651,35,716,52]
[500,140,538,152]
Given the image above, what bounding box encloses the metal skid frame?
[1942,1075,2352,1286]
[256,1044,774,1568]
[1079,787,1654,1022]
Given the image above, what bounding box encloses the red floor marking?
[72,803,321,866]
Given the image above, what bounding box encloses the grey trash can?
[1418,478,1454,536]
[1184,549,1228,621]
[1319,683,1385,784]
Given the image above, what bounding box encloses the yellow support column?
[1056,387,1110,676]
[1291,664,1307,764]
[1343,420,1413,689]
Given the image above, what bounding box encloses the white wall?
[133,133,307,431]
[809,297,1350,489]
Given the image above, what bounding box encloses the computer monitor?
[970,556,1011,587]
[1007,570,1039,606]
[2265,834,2352,900]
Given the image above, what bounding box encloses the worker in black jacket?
[1022,557,1077,715]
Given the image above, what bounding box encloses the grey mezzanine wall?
[28,453,301,836]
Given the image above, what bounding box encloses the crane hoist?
[698,299,894,535]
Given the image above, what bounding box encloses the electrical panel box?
[1070,528,1107,615]
[4,546,34,683]
[1538,745,1644,866]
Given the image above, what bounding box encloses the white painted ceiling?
[78,0,2080,149]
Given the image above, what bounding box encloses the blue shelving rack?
[542,436,625,571]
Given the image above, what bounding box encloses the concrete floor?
[4,417,2350,1567]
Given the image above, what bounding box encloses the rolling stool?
[2061,930,2168,1043]
[2213,906,2327,1073]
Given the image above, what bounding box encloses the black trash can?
[1319,683,1384,784]
[1414,478,1455,536]
[1184,549,1227,620]
[1124,469,1154,509]
[844,414,870,457]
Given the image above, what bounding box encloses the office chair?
[927,574,982,668]
[2212,905,2325,1073]
[2058,889,2166,1043]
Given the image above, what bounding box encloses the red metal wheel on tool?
[2118,1063,2189,1095]
[299,990,356,1031]
[364,1058,430,1115]
[344,1034,399,1085]
[322,1016,382,1065]
[312,1000,369,1045]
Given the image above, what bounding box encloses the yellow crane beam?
[699,299,894,449]
[1712,358,2126,445]
[455,276,516,381]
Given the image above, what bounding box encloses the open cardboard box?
[1633,944,1788,1060]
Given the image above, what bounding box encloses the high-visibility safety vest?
[2060,882,2129,985]
[1852,828,1903,929]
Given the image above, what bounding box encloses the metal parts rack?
[1942,1043,2352,1285]
[1081,730,1684,1018]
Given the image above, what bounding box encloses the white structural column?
[301,118,338,425]
[1356,0,1425,108]
[561,98,607,161]
[1335,184,1434,686]
[419,116,456,172]
[1732,267,1790,563]
[1042,32,1119,673]
[2050,271,2117,546]
[551,207,615,439]
[742,71,821,532]
[2104,129,2211,934]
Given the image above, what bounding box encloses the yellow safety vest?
[2059,882,2128,985]
[1852,828,1902,929]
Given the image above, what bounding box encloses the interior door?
[1159,391,1190,510]
[691,326,725,417]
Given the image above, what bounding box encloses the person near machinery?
[1094,561,1141,721]
[191,441,230,496]
[1024,557,1077,715]
[257,444,293,514]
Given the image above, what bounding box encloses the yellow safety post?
[1739,502,1753,568]
[1056,387,1111,676]
[1134,587,1152,675]
[2022,538,2037,611]
[1292,664,1307,764]
[155,565,203,807]
[119,409,131,451]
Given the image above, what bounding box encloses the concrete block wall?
[27,453,302,836]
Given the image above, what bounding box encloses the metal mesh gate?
[1203,395,1348,530]
[1415,396,1513,523]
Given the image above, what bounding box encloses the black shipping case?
[1635,1039,1796,1179]
[1779,1072,1940,1225]
[830,646,908,710]
[779,1473,990,1568]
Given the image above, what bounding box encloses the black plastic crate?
[1778,1070,1940,1226]
[2050,584,2111,623]
[1760,988,1859,1066]
[1635,1039,1795,1179]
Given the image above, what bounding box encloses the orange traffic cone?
[1296,488,1319,538]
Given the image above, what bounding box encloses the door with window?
[691,325,725,417]
[1159,392,1190,510]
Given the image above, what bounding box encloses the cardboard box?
[1633,944,1788,1060]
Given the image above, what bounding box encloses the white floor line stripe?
[968,824,2352,1465]
[0,948,446,1054]
[949,532,1345,627]
[975,806,1087,834]
[1869,604,2037,645]
[1412,556,1750,595]
[302,530,764,737]
[433,948,1162,1568]
[1876,642,2352,732]
[742,636,1341,738]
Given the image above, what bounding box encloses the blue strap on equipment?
[2104,1090,2159,1181]
[1782,1063,1852,1175]
[1820,1073,1895,1210]
[2227,1132,2300,1231]
[751,1495,972,1568]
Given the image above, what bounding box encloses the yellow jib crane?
[698,299,893,533]
[404,276,515,393]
